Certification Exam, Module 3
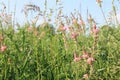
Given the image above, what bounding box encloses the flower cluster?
[74,51,94,65]
[80,19,85,26]
[92,24,99,34]
[74,52,82,62]
[91,24,99,38]
[96,0,102,7]
[0,45,7,52]
[59,23,69,33]
[60,26,67,32]
[96,0,102,4]
[83,73,89,79]
[71,32,78,39]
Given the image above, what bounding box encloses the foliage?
[0,21,120,80]
[0,0,120,80]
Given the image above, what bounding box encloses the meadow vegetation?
[0,0,120,80]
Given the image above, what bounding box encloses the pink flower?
[71,32,78,39]
[92,24,99,35]
[74,52,81,62]
[81,51,89,59]
[80,19,85,26]
[86,57,94,65]
[83,73,89,79]
[96,0,102,4]
[74,57,81,62]
[93,24,96,29]
[0,45,7,52]
[92,28,99,35]
[60,26,67,32]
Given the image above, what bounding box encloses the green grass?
[0,22,120,80]
[0,0,120,79]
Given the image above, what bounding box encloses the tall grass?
[0,0,120,80]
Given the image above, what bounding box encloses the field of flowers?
[0,0,120,80]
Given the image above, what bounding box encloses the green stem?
[36,51,40,80]
[100,7,108,25]
[62,33,68,53]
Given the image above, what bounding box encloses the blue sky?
[0,0,120,26]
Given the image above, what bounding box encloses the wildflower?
[81,51,89,59]
[92,28,99,35]
[86,57,94,65]
[74,57,81,62]
[96,0,102,4]
[59,22,68,32]
[96,0,102,7]
[80,19,85,26]
[83,73,89,79]
[74,52,81,62]
[93,23,96,29]
[60,26,67,32]
[71,32,78,39]
[0,45,7,52]
[92,24,99,35]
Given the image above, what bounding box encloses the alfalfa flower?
[80,19,85,26]
[92,24,99,35]
[74,52,81,62]
[96,0,102,4]
[81,51,89,59]
[60,26,67,32]
[86,57,94,65]
[71,32,78,39]
[59,22,68,32]
[83,73,89,79]
[0,45,7,52]
[96,0,102,7]
[92,28,99,35]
